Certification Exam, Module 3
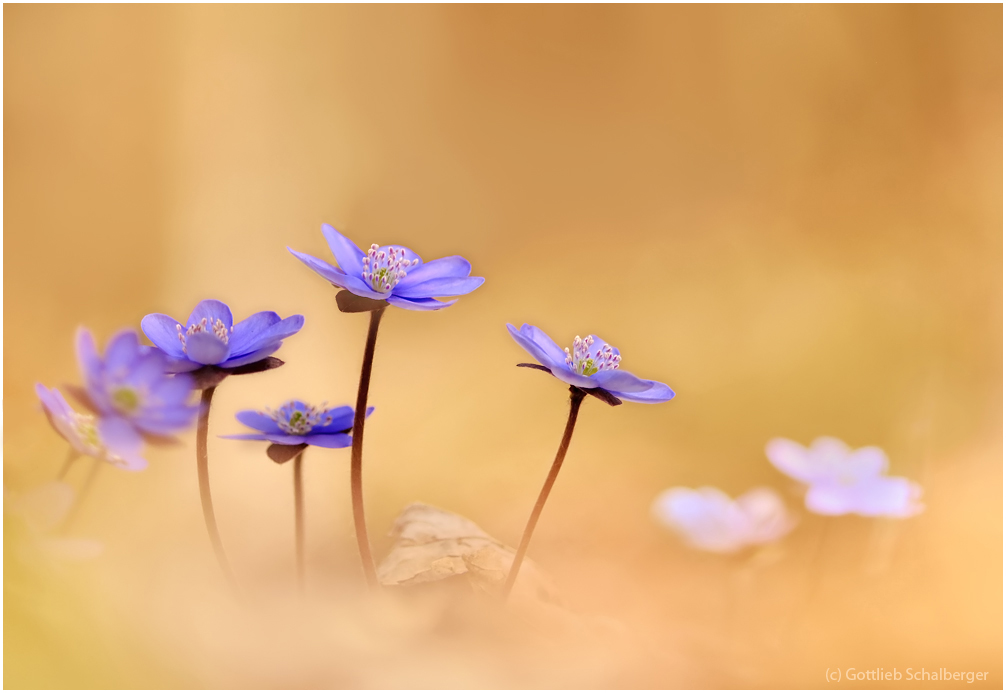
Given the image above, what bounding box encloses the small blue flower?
[141,299,305,373]
[289,224,484,311]
[766,437,924,518]
[506,323,675,404]
[222,400,375,449]
[35,383,147,470]
[76,328,198,455]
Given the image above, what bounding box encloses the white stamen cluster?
[564,335,621,376]
[265,401,333,436]
[71,411,102,454]
[176,318,232,353]
[361,244,419,292]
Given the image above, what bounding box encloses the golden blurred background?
[4,4,1001,688]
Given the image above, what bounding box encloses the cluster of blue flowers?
[33,222,923,593]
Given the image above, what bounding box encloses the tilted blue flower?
[141,299,305,373]
[221,400,375,449]
[76,328,198,454]
[506,323,675,404]
[35,383,147,471]
[288,224,484,311]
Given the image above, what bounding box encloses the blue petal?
[506,323,566,371]
[263,434,309,445]
[395,256,471,291]
[185,332,231,365]
[305,433,353,449]
[518,324,570,367]
[76,328,103,384]
[321,223,367,276]
[235,410,283,434]
[149,373,196,405]
[219,433,272,442]
[98,416,144,462]
[141,314,186,357]
[104,330,142,373]
[386,295,458,311]
[393,276,485,299]
[288,248,389,299]
[313,405,372,433]
[219,344,280,369]
[155,350,201,373]
[228,312,281,354]
[546,366,598,390]
[593,370,675,403]
[186,300,233,331]
[229,314,304,357]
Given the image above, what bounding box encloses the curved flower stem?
[196,386,239,593]
[57,449,80,480]
[502,387,587,600]
[62,457,101,532]
[351,305,386,589]
[293,450,306,593]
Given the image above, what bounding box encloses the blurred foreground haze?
[4,4,1002,688]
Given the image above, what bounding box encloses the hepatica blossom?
[766,436,924,518]
[652,486,796,553]
[76,328,198,456]
[36,384,146,470]
[288,223,484,310]
[223,401,373,452]
[507,323,674,404]
[141,299,304,376]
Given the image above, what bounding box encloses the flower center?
[267,401,333,436]
[112,387,141,414]
[72,413,101,451]
[176,318,231,353]
[361,244,419,293]
[564,335,621,376]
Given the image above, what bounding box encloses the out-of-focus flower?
[765,436,924,518]
[36,383,146,470]
[289,224,484,311]
[4,482,103,561]
[652,486,796,553]
[222,401,374,461]
[506,323,674,404]
[75,328,198,455]
[141,299,304,374]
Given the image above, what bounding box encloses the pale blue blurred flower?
[766,436,924,518]
[652,486,796,553]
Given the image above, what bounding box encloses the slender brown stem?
[293,450,306,593]
[62,457,101,532]
[196,386,239,593]
[502,387,587,600]
[351,306,386,589]
[57,449,80,480]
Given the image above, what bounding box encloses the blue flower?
[35,383,147,470]
[766,437,924,518]
[289,224,484,311]
[141,299,305,374]
[222,400,375,451]
[651,486,795,553]
[75,328,198,455]
[506,323,675,404]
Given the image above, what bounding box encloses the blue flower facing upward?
[506,323,675,405]
[141,299,304,388]
[289,224,484,312]
[222,401,375,463]
[73,328,198,458]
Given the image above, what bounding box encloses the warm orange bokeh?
[5,5,1002,688]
